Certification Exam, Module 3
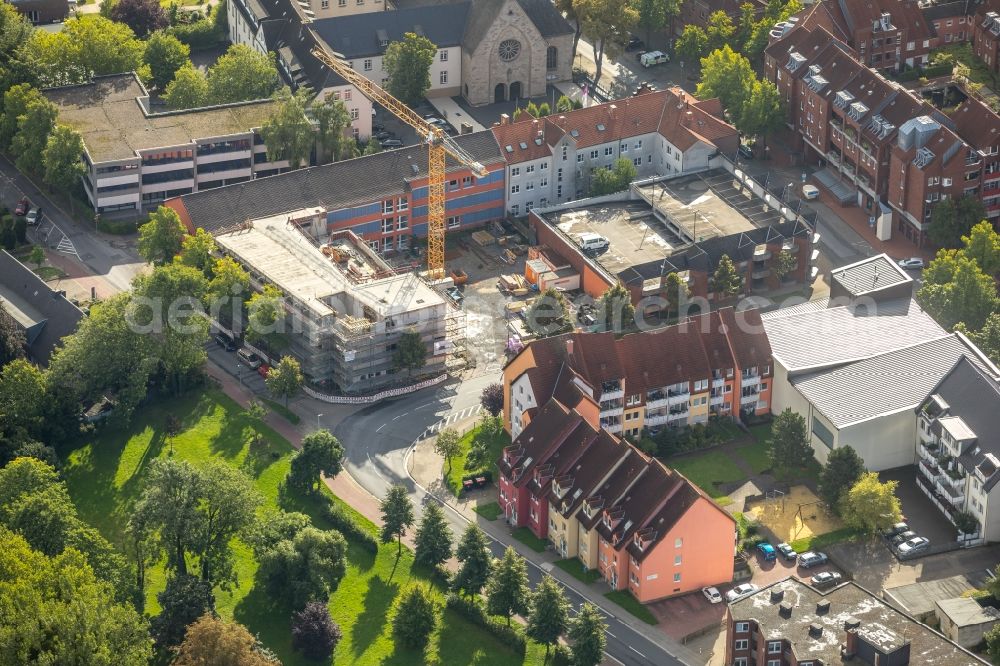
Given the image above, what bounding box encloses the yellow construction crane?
[310,46,489,280]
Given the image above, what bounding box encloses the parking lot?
[882,466,959,546]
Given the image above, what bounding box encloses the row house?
[497,399,736,603]
[915,356,1000,544]
[501,307,773,440]
[727,578,985,666]
[974,5,1000,72]
[43,73,288,215]
[492,86,739,217]
[765,21,1000,247]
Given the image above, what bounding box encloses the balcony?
[645,412,669,427]
[918,439,939,461]
[600,382,624,401]
[941,468,966,493]
[712,377,725,388]
[667,391,689,406]
[936,477,965,507]
[710,395,724,406]
[753,246,771,261]
[752,268,771,280]
[919,458,941,484]
[741,375,759,388]
[740,393,759,405]
[603,421,623,434]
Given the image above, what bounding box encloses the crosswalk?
[56,235,77,255]
[419,403,482,439]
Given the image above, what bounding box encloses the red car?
[14,197,29,217]
[257,364,270,378]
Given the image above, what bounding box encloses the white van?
[577,232,609,253]
[640,51,669,68]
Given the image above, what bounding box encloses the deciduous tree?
[132,458,203,576]
[486,546,529,626]
[256,526,347,608]
[380,483,415,555]
[206,44,280,105]
[636,0,669,44]
[961,220,1000,276]
[0,302,25,368]
[434,428,463,474]
[841,472,901,533]
[261,88,314,169]
[527,576,570,656]
[12,97,57,175]
[597,281,635,333]
[928,195,987,248]
[773,248,797,281]
[195,461,263,586]
[384,32,437,106]
[917,251,999,330]
[575,0,637,84]
[110,0,167,38]
[480,382,504,416]
[557,0,583,59]
[246,284,287,351]
[312,92,352,163]
[768,408,813,474]
[526,287,572,336]
[164,64,209,110]
[453,523,492,596]
[266,355,303,408]
[138,206,187,265]
[0,84,41,152]
[150,574,216,649]
[676,25,708,65]
[818,445,865,513]
[590,157,637,195]
[143,31,190,90]
[292,601,341,661]
[710,253,743,297]
[966,312,1000,366]
[174,614,277,666]
[414,501,452,570]
[22,16,146,87]
[568,602,606,666]
[705,10,735,52]
[42,125,85,201]
[393,328,427,376]
[735,79,784,153]
[392,586,437,650]
[287,429,345,493]
[179,227,216,274]
[697,45,755,117]
[663,271,690,315]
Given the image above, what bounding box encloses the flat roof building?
[43,73,286,214]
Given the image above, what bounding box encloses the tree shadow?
[232,582,296,666]
[351,574,399,656]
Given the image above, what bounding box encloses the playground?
[745,485,845,544]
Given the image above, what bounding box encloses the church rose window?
[499,39,521,62]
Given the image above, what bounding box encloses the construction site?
[215,209,465,394]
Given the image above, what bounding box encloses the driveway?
[881,466,958,545]
[648,589,726,642]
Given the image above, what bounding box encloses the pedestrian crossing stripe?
[420,404,482,439]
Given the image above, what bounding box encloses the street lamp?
[237,363,242,386]
[317,413,323,430]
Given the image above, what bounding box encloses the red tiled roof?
[548,429,627,515]
[543,90,670,150]
[492,117,553,164]
[618,322,713,393]
[718,308,772,371]
[948,97,1000,151]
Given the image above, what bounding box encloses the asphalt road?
[332,373,687,666]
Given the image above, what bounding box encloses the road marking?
[606,630,617,638]
[604,653,625,665]
[628,646,646,658]
[414,401,434,409]
[392,412,408,420]
[366,452,386,480]
[376,423,386,432]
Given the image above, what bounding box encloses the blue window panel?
[478,170,504,185]
[459,207,505,225]
[412,186,428,201]
[348,220,382,235]
[412,205,428,218]
[445,188,504,212]
[328,202,380,222]
[412,223,428,237]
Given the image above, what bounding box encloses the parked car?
[897,536,930,557]
[577,232,609,254]
[25,207,42,226]
[802,184,820,200]
[381,139,403,148]
[702,586,723,604]
[891,530,918,547]
[257,363,271,378]
[882,522,909,538]
[237,348,262,370]
[640,50,669,68]
[810,571,843,589]
[372,123,385,133]
[214,332,237,351]
[373,130,394,141]
[14,197,29,216]
[424,116,448,127]
[446,286,464,306]
[738,144,753,160]
[756,542,777,561]
[897,257,925,270]
[798,551,828,569]
[725,583,759,603]
[776,542,797,561]
[626,36,644,51]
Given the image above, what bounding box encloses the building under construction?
[215,208,457,393]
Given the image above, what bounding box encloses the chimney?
[808,623,823,638]
[566,339,574,356]
[500,113,510,126]
[778,602,793,618]
[770,589,785,603]
[608,104,617,118]
[816,600,831,615]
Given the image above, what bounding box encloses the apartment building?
[916,356,1000,544]
[214,214,450,392]
[678,0,765,38]
[973,5,1000,72]
[492,86,740,215]
[727,578,987,666]
[167,130,506,255]
[497,399,736,602]
[228,0,372,138]
[42,73,286,214]
[764,21,1000,247]
[502,308,774,440]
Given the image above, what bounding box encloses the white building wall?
[838,411,917,472]
[352,46,462,97]
[510,372,537,439]
[507,156,552,215]
[307,0,383,19]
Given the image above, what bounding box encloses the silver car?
[897,536,930,556]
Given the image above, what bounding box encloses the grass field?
[261,397,301,424]
[512,526,548,553]
[62,389,546,666]
[444,424,510,496]
[554,558,601,584]
[670,450,744,500]
[474,501,502,521]
[604,591,658,625]
[736,439,771,475]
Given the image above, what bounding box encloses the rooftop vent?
[787,52,807,72]
[809,623,824,638]
[844,616,861,631]
[817,600,831,615]
[779,602,793,618]
[848,101,869,121]
[834,90,855,110]
[771,589,785,603]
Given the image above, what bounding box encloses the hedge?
[462,469,493,484]
[97,217,139,235]
[444,593,527,656]
[169,19,224,50]
[322,500,379,554]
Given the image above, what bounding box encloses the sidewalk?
[407,417,706,666]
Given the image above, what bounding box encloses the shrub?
[321,501,378,553]
[169,18,222,49]
[444,593,527,656]
[97,217,140,234]
[291,601,341,661]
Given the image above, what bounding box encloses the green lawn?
[62,389,545,666]
[512,526,548,553]
[603,591,658,625]
[34,266,66,281]
[261,397,301,424]
[670,450,745,499]
[748,422,772,443]
[736,439,771,475]
[554,558,601,584]
[789,526,864,553]
[445,424,510,496]
[474,501,502,521]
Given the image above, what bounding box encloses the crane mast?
[310,46,489,279]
